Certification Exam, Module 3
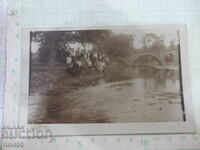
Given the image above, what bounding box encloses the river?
[28,67,184,123]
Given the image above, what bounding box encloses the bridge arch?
[132,54,162,66]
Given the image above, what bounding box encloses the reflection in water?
[134,78,180,93]
[134,67,181,92]
[103,67,181,94]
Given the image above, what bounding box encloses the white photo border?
[19,25,196,135]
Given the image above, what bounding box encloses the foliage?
[31,30,112,64]
[142,33,166,50]
[32,31,67,64]
[98,33,134,62]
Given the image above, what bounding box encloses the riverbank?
[30,65,105,94]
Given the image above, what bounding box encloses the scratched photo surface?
[28,26,185,124]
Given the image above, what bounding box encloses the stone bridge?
[128,48,179,66]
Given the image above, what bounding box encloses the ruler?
[2,134,200,149]
[0,0,7,146]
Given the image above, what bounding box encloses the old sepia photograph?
[19,25,196,136]
[27,25,189,125]
[20,25,195,134]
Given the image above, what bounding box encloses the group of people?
[65,48,110,77]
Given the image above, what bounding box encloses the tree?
[99,33,134,62]
[142,33,166,50]
[169,40,177,50]
[32,31,68,64]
